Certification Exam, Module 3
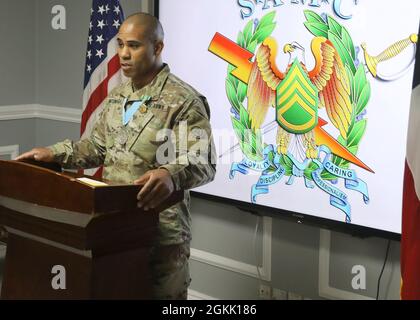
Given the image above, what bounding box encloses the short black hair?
[123,12,164,43]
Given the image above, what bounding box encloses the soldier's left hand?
[134,168,174,211]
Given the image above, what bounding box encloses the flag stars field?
[95,49,104,59]
[97,19,106,29]
[113,20,121,29]
[96,34,104,44]
[98,5,106,15]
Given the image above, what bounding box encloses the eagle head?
[283,41,306,65]
[283,41,305,53]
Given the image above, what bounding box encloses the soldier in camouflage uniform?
[16,13,216,299]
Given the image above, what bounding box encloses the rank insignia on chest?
[151,104,165,110]
[140,105,148,113]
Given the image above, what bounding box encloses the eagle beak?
[294,43,305,51]
[283,44,294,53]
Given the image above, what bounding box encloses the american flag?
[81,0,125,175]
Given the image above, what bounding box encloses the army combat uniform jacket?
[49,65,216,246]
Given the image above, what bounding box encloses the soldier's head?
[117,12,164,88]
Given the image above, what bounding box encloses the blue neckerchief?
[122,96,151,125]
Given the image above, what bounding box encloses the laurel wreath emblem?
[225,10,371,179]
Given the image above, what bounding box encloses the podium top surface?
[0,160,182,215]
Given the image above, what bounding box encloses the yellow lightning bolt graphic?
[209,32,373,173]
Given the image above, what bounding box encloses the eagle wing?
[247,38,285,131]
[309,37,352,139]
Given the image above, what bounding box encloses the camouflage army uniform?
[49,65,216,299]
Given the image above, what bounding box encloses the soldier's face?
[117,22,162,80]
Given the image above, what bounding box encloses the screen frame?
[154,1,401,241]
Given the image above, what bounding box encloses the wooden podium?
[0,160,182,299]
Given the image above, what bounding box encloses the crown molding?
[0,104,81,123]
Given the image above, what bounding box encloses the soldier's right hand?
[15,147,54,162]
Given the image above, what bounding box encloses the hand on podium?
[15,147,54,162]
[134,168,175,211]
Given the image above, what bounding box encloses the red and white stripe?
[81,37,125,140]
[405,85,420,200]
[401,70,420,300]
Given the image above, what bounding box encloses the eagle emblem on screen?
[209,10,417,222]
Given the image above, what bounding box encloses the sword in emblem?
[361,34,418,81]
